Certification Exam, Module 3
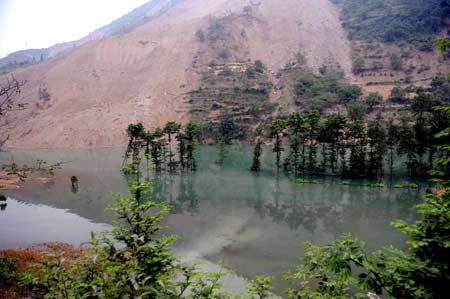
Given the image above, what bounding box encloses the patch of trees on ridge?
[332,0,450,50]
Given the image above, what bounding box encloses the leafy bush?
[217,48,232,60]
[353,56,365,74]
[207,17,225,42]
[389,86,408,103]
[293,70,362,112]
[338,85,363,103]
[285,189,450,299]
[365,92,383,111]
[390,53,403,71]
[195,29,205,42]
[10,182,244,299]
[243,5,253,16]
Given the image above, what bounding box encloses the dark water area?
[0,145,425,291]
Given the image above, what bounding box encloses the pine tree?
[398,124,418,177]
[367,117,387,178]
[268,119,287,170]
[284,112,305,175]
[185,122,200,171]
[164,121,182,171]
[305,110,320,175]
[323,114,347,173]
[347,120,367,177]
[386,120,400,177]
[251,140,263,172]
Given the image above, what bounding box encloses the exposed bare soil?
[0,0,355,148]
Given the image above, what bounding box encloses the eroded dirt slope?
[3,0,354,148]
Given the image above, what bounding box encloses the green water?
[0,145,424,291]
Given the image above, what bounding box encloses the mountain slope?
[0,0,173,72]
[2,0,354,148]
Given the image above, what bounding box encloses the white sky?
[0,0,151,58]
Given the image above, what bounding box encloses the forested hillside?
[333,0,450,50]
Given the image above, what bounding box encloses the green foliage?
[261,96,447,179]
[365,92,383,112]
[189,60,273,142]
[389,86,408,103]
[305,110,321,174]
[398,124,418,176]
[338,85,363,104]
[347,120,367,177]
[243,5,253,16]
[207,17,226,42]
[293,70,361,111]
[2,160,62,182]
[408,182,419,189]
[285,189,450,299]
[250,141,263,172]
[218,48,232,60]
[284,112,306,175]
[353,56,365,74]
[268,119,287,170]
[390,53,403,71]
[431,106,450,185]
[124,121,199,173]
[253,60,265,73]
[247,276,273,299]
[334,0,448,49]
[346,101,366,121]
[195,29,205,42]
[13,179,239,299]
[367,118,388,177]
[296,178,317,184]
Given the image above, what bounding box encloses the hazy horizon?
[0,0,151,59]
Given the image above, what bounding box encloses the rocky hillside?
[1,0,449,148]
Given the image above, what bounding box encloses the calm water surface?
[0,145,424,290]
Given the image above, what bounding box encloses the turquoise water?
[0,145,424,290]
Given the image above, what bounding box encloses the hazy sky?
[0,0,151,58]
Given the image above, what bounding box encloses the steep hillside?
[2,0,354,148]
[333,0,450,97]
[0,0,173,73]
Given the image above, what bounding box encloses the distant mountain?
[0,0,176,72]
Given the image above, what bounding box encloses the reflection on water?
[0,197,110,249]
[0,145,423,290]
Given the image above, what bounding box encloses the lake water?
[0,145,424,291]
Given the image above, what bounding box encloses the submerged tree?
[164,121,182,171]
[322,113,347,173]
[398,123,418,177]
[251,126,264,172]
[124,121,200,174]
[347,120,367,177]
[185,121,200,171]
[305,110,320,175]
[250,139,263,172]
[386,120,400,177]
[268,119,286,170]
[284,112,305,175]
[125,123,146,173]
[367,117,387,178]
